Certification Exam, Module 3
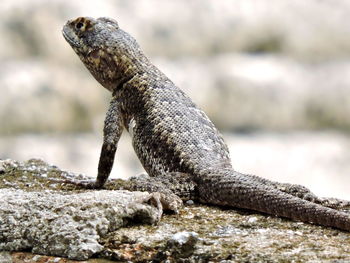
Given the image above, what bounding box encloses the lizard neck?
[80,45,157,93]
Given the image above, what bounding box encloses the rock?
[100,205,350,262]
[0,189,160,260]
[165,231,199,258]
[1,158,350,262]
[0,163,5,174]
[186,200,195,205]
[0,252,12,263]
[0,159,160,260]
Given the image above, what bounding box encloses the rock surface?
[0,189,160,260]
[0,159,160,261]
[0,158,350,262]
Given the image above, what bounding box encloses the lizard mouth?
[62,25,81,48]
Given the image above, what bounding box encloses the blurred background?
[0,0,349,199]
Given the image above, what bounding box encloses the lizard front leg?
[94,95,123,188]
[60,95,123,188]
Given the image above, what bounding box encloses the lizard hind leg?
[128,172,195,214]
[130,172,199,200]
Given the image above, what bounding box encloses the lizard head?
[63,17,146,91]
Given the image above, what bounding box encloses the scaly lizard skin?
[62,17,350,231]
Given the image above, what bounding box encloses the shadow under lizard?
[62,16,350,231]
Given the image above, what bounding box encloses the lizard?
[62,16,350,231]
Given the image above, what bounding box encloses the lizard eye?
[76,22,84,30]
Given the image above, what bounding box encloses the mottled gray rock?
[0,189,160,260]
[100,205,350,262]
[165,231,199,259]
[0,158,350,262]
[0,163,5,174]
[0,252,12,263]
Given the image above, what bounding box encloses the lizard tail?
[197,169,350,231]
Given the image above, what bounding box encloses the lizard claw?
[145,192,182,222]
[146,192,164,222]
[145,192,183,221]
[158,192,183,213]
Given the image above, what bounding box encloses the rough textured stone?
[1,158,350,262]
[0,252,12,263]
[0,189,158,260]
[0,184,160,260]
[165,231,199,259]
[100,205,350,262]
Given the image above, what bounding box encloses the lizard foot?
[276,182,350,210]
[145,192,183,217]
[276,183,321,201]
[318,197,350,210]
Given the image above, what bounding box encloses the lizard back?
[117,72,232,177]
